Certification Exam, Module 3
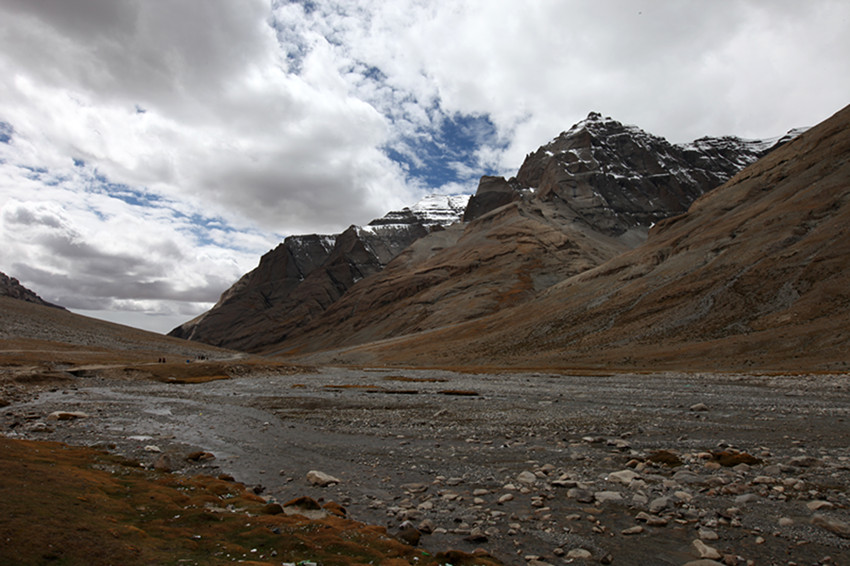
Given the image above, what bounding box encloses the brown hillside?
[300,104,850,372]
[270,197,631,355]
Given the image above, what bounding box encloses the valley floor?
[3,366,850,565]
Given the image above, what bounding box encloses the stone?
[698,528,719,541]
[306,470,341,487]
[621,525,644,535]
[649,496,671,514]
[153,453,173,472]
[673,470,702,484]
[692,539,722,560]
[568,488,595,503]
[498,493,514,504]
[186,451,215,462]
[47,411,89,421]
[812,514,850,538]
[464,528,488,543]
[396,524,421,546]
[807,500,834,511]
[778,517,794,527]
[607,469,640,485]
[262,503,284,515]
[734,493,759,504]
[789,455,820,467]
[566,548,592,559]
[682,562,725,566]
[517,470,537,485]
[690,403,709,412]
[418,519,435,534]
[551,475,577,488]
[594,491,623,504]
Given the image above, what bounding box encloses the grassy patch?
[0,437,502,566]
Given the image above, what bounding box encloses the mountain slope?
[169,195,468,352]
[267,114,790,356]
[319,104,850,371]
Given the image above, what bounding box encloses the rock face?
[513,112,781,237]
[174,113,795,356]
[0,272,64,309]
[169,195,468,352]
[330,104,850,371]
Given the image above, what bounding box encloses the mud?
[3,367,850,565]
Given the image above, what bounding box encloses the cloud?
[0,0,848,333]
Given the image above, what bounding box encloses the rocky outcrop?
[462,176,523,222]
[513,112,782,237]
[0,271,64,309]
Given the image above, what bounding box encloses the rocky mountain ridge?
[0,271,64,310]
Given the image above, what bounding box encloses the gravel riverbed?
[3,367,850,565]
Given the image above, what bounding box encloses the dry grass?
[0,437,501,566]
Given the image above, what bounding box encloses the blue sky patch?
[387,111,505,188]
[0,121,12,144]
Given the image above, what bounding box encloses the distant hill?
[315,104,850,372]
[0,271,65,310]
[0,295,232,362]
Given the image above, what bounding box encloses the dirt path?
[3,367,850,565]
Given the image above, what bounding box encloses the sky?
[0,0,848,334]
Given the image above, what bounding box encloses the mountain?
[314,104,850,371]
[168,195,468,351]
[258,113,794,356]
[0,271,64,310]
[172,112,798,357]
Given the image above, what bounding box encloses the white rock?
[47,411,89,421]
[607,469,640,485]
[566,548,592,559]
[806,500,834,511]
[306,470,341,487]
[692,539,722,560]
[594,490,623,504]
[517,470,537,485]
